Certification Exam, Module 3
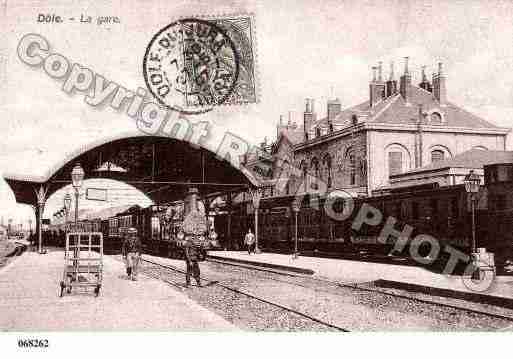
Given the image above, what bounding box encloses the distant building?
[0,225,7,240]
[247,58,510,198]
[379,149,513,194]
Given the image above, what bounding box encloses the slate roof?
[373,87,498,128]
[310,84,501,131]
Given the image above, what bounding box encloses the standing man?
[122,227,142,281]
[183,240,202,287]
[244,228,255,255]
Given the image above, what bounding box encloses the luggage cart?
[60,232,103,297]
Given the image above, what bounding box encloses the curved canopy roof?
[2,133,259,206]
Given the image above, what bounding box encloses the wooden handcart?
[60,232,103,297]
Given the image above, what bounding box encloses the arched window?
[299,160,308,192]
[323,154,332,188]
[385,143,411,179]
[431,150,444,163]
[348,152,356,185]
[282,160,290,195]
[388,151,403,176]
[311,158,319,189]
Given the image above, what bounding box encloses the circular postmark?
[143,18,240,114]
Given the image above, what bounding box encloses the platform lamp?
[291,198,301,259]
[464,170,480,256]
[250,188,263,254]
[64,192,72,231]
[34,185,48,254]
[71,163,85,227]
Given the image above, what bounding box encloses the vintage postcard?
[0,0,512,357]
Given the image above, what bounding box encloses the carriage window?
[449,197,459,217]
[430,199,438,217]
[395,202,403,219]
[431,150,444,163]
[496,195,507,210]
[412,202,419,220]
[388,151,402,176]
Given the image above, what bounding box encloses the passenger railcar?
[220,183,478,257]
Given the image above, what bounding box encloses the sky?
[2,0,513,226]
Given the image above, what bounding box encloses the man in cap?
[182,237,202,287]
[122,227,142,281]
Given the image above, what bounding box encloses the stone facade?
[248,58,510,199]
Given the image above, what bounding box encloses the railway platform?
[0,250,237,331]
[208,250,513,308]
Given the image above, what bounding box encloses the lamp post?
[71,163,85,229]
[291,198,301,259]
[64,192,72,231]
[35,186,48,254]
[464,170,481,256]
[250,188,263,254]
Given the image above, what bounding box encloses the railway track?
[140,257,349,331]
[206,257,513,325]
[130,255,513,330]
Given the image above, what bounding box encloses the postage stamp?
[143,15,258,114]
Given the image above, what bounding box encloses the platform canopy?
[2,133,259,207]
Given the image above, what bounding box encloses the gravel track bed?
[0,241,25,270]
[140,261,339,331]
[203,262,513,331]
[120,255,513,331]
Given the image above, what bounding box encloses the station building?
[249,58,510,199]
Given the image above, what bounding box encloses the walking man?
[122,227,142,281]
[183,241,202,287]
[244,228,255,255]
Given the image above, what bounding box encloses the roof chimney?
[327,97,342,123]
[303,98,314,141]
[386,61,397,97]
[419,65,432,92]
[432,61,447,105]
[399,57,412,103]
[370,64,386,107]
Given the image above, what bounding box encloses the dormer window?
[430,112,442,125]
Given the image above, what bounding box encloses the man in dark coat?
[183,241,202,287]
[122,227,142,281]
